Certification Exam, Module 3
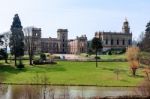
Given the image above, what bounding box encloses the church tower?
[122,18,130,33]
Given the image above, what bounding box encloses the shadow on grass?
[102,67,127,73]
[120,79,130,83]
[0,63,27,82]
[0,64,27,74]
[128,74,144,78]
[34,64,66,72]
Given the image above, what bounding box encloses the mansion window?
[117,39,119,45]
[122,39,125,45]
[53,43,56,47]
[128,39,131,45]
[111,39,113,45]
[105,39,108,45]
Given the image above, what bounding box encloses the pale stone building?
[95,19,132,51]
[48,38,59,53]
[41,38,50,53]
[3,19,131,54]
[57,29,68,53]
[68,35,87,54]
[23,27,42,54]
[23,28,87,54]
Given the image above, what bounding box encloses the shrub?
[126,47,140,61]
[108,50,112,55]
[95,56,100,59]
[114,69,122,80]
[143,67,150,81]
[40,53,46,61]
[53,56,60,59]
[33,59,56,65]
[126,47,140,76]
[120,48,126,54]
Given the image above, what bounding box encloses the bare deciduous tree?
[24,27,35,65]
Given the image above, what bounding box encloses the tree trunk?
[146,72,150,81]
[14,55,17,66]
[5,58,7,63]
[19,56,22,66]
[132,68,136,77]
[96,49,98,68]
[5,46,8,63]
[29,54,33,65]
[117,73,119,80]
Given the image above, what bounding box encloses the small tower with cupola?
[122,18,130,33]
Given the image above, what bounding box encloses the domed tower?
[122,18,130,33]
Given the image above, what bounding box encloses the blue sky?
[0,0,150,40]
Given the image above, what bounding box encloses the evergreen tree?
[0,49,8,63]
[91,37,103,67]
[0,35,4,46]
[139,21,150,52]
[9,14,25,68]
[144,21,150,52]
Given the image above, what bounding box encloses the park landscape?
[0,55,143,86]
[0,51,150,99]
[0,15,150,99]
[0,1,150,99]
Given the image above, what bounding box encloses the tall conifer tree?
[9,14,24,68]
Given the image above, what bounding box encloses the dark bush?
[33,60,42,65]
[33,59,57,65]
[86,54,89,57]
[108,50,112,55]
[53,56,60,59]
[95,56,100,59]
[40,53,46,61]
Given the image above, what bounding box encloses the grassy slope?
[0,60,144,86]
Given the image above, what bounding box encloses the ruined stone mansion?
[23,28,87,54]
[2,19,132,54]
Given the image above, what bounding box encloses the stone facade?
[48,38,59,53]
[95,19,132,51]
[57,29,68,53]
[2,19,132,54]
[23,27,42,54]
[68,35,87,54]
[23,28,87,54]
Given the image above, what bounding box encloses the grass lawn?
[80,53,126,60]
[0,60,144,86]
[100,54,126,60]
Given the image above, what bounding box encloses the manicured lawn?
[100,54,126,60]
[0,61,144,86]
[80,53,126,60]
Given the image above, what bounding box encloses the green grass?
[80,53,126,60]
[100,54,126,60]
[0,60,144,86]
